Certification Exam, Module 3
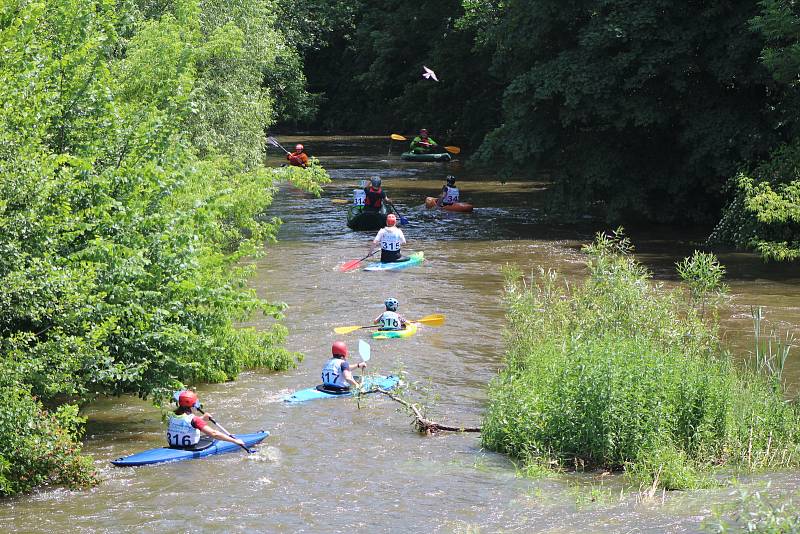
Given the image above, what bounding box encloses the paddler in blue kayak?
[410,128,445,154]
[321,341,367,391]
[436,175,461,207]
[168,390,246,449]
[373,298,408,331]
[368,214,409,263]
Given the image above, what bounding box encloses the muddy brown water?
[3,136,799,533]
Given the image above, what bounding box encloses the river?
[2,136,799,533]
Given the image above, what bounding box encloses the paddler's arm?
[343,363,366,387]
[195,415,245,447]
[368,229,383,254]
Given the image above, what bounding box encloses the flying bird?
[422,66,439,82]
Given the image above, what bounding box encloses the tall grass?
[482,230,800,489]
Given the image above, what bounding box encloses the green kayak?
[346,204,398,231]
[400,151,452,162]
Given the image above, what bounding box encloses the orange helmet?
[386,214,397,226]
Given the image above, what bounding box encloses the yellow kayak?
[372,322,418,339]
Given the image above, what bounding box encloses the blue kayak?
[284,375,400,403]
[363,252,424,272]
[111,431,269,467]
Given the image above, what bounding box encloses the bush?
[0,382,96,497]
[482,230,800,489]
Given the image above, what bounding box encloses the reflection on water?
[2,136,799,533]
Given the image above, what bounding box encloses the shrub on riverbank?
[0,0,326,496]
[482,231,800,489]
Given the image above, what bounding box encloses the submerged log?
[375,388,481,435]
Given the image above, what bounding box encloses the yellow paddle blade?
[444,146,461,154]
[390,133,407,141]
[413,313,445,327]
[331,199,349,204]
[334,324,367,335]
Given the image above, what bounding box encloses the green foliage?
[707,487,800,533]
[467,0,773,223]
[0,382,96,497]
[482,231,800,489]
[0,0,327,495]
[676,251,728,315]
[294,0,499,147]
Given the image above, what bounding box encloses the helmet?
[446,175,456,186]
[177,390,199,408]
[295,144,304,151]
[332,341,348,357]
[371,176,381,188]
[386,214,397,226]
[384,298,398,311]
[420,128,428,135]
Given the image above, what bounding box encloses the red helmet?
[178,390,199,408]
[332,341,348,357]
[295,144,304,151]
[419,128,428,135]
[386,214,397,226]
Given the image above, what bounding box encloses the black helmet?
[446,175,456,186]
[371,176,381,188]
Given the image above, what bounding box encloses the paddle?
[334,313,445,335]
[389,133,460,154]
[340,249,379,272]
[357,340,371,391]
[196,407,256,454]
[387,201,409,226]
[331,199,350,204]
[267,136,290,154]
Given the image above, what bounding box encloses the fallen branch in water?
[375,388,481,435]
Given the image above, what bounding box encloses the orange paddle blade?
[444,146,461,154]
[340,259,363,272]
[390,133,407,141]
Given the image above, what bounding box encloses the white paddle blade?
[359,339,371,361]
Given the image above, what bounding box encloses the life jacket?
[167,414,201,447]
[321,357,348,387]
[443,186,460,204]
[378,311,402,330]
[287,152,308,167]
[380,227,403,252]
[364,186,383,209]
[353,189,366,206]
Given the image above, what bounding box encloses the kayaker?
[287,143,309,168]
[168,390,246,449]
[437,175,460,206]
[410,129,443,154]
[321,341,367,391]
[368,214,408,263]
[363,176,392,212]
[373,298,408,331]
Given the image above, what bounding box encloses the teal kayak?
[284,375,399,403]
[364,251,424,272]
[401,151,451,162]
[111,431,268,467]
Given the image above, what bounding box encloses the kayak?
[111,431,269,467]
[425,197,473,213]
[364,251,424,272]
[284,375,400,403]
[347,203,398,231]
[372,321,418,339]
[401,151,452,162]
